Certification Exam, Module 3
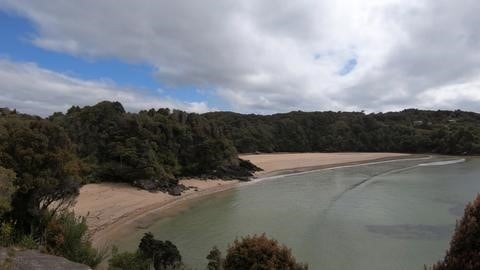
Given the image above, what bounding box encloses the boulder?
[0,248,91,270]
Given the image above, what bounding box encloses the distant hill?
[204,109,480,155]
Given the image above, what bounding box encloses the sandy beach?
[73,152,411,246]
[241,152,410,177]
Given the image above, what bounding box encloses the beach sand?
[73,179,238,246]
[72,152,411,246]
[241,152,410,177]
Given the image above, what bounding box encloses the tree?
[50,101,258,191]
[138,232,182,270]
[429,194,480,270]
[0,167,16,216]
[108,247,150,270]
[206,246,223,270]
[224,234,308,270]
[0,113,81,233]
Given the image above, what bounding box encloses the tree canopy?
[0,108,81,233]
[429,194,480,270]
[205,109,480,155]
[49,102,257,192]
[224,234,308,270]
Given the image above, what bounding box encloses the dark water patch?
[366,224,454,240]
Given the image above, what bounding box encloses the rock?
[133,179,159,191]
[0,248,91,270]
[167,184,188,196]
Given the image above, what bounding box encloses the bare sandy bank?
[73,152,412,247]
[74,179,239,247]
[241,152,410,177]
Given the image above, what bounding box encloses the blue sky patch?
[338,58,357,76]
[0,10,213,105]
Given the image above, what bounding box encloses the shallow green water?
[114,156,480,269]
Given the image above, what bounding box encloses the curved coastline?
[76,153,437,247]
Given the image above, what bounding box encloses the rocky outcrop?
[211,158,262,181]
[0,248,90,270]
[132,178,189,195]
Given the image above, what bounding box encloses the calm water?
[114,156,480,269]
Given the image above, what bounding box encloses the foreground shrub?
[43,211,105,268]
[109,246,150,270]
[18,234,38,249]
[0,167,16,217]
[429,194,480,270]
[224,234,308,270]
[110,233,307,269]
[206,246,223,270]
[0,222,14,247]
[109,232,183,270]
[139,232,182,269]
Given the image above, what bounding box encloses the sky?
[0,0,479,116]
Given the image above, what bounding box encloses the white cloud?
[1,0,480,113]
[0,59,211,116]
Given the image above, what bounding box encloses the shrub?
[108,246,150,270]
[44,211,105,268]
[139,232,182,270]
[428,194,480,270]
[18,234,38,249]
[206,246,223,270]
[224,234,308,270]
[109,232,184,270]
[0,167,16,217]
[0,222,14,247]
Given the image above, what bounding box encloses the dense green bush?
[109,232,183,270]
[206,246,223,270]
[0,167,16,217]
[138,232,182,269]
[0,109,81,234]
[223,234,308,270]
[50,102,257,190]
[428,194,480,270]
[111,233,307,270]
[42,211,105,268]
[109,247,150,270]
[0,222,14,247]
[17,234,38,249]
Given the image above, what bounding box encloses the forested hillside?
[1,102,480,196]
[48,102,258,190]
[205,109,480,154]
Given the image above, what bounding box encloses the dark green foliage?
[50,102,257,191]
[111,234,307,270]
[0,222,14,247]
[205,109,480,155]
[42,211,105,268]
[206,246,223,270]
[0,167,16,216]
[429,194,480,270]
[110,232,183,270]
[0,109,81,233]
[223,234,308,270]
[139,232,182,270]
[109,247,150,270]
[17,234,38,249]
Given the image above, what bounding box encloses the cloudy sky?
[0,0,479,116]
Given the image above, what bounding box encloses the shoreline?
[249,154,431,179]
[93,180,240,247]
[74,152,424,247]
